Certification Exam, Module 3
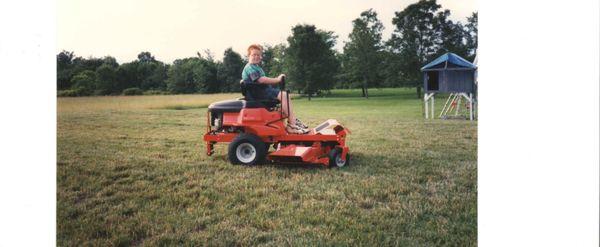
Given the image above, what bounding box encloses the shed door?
[426,71,439,91]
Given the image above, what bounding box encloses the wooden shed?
[421,52,476,93]
[420,53,477,120]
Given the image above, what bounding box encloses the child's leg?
[278,91,296,124]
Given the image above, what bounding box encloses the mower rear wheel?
[328,148,349,168]
[228,133,266,165]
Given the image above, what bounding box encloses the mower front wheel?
[328,148,349,168]
[228,133,267,166]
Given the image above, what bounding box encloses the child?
[241,44,308,134]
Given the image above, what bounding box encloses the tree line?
[57,0,477,99]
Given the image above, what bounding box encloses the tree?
[433,9,469,59]
[116,62,140,92]
[57,50,74,69]
[465,12,478,60]
[137,51,156,63]
[315,31,341,92]
[334,52,350,89]
[90,56,120,94]
[57,53,105,92]
[388,0,445,98]
[166,57,219,94]
[113,52,168,91]
[167,58,198,94]
[137,62,167,90]
[262,43,287,77]
[219,48,244,92]
[71,70,97,95]
[57,50,75,90]
[285,24,339,100]
[102,56,119,68]
[379,49,404,88]
[197,49,215,62]
[343,9,384,98]
[195,59,219,93]
[145,62,168,90]
[72,56,104,73]
[56,53,127,96]
[95,64,118,94]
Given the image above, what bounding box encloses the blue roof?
[421,52,476,71]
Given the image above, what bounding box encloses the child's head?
[247,44,263,64]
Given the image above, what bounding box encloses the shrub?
[143,90,169,95]
[57,89,83,97]
[71,70,97,95]
[122,87,143,96]
[92,89,109,96]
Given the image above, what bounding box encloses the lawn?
[57,88,477,246]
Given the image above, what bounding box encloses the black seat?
[207,99,269,113]
[240,80,280,108]
[207,81,280,113]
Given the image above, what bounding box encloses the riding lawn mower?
[202,77,350,167]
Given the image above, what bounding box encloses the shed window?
[427,71,439,91]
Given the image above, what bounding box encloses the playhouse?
[421,52,477,120]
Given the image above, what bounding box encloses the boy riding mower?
[202,77,350,168]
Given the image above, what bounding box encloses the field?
[57,88,477,246]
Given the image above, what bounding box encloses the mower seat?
[208,98,280,113]
[238,79,280,108]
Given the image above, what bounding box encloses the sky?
[57,0,476,64]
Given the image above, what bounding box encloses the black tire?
[328,148,349,168]
[228,133,266,165]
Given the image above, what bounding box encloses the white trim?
[431,95,435,118]
[424,94,429,119]
[455,96,462,116]
[424,93,436,119]
[459,93,473,103]
[469,93,474,121]
[424,92,435,101]
[440,93,453,117]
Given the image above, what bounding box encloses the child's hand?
[277,74,286,82]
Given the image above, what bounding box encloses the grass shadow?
[255,151,373,172]
[206,149,381,173]
[259,161,328,171]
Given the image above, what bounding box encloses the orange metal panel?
[272,133,340,142]
[203,133,237,142]
[222,112,240,126]
[267,142,330,165]
[268,145,310,157]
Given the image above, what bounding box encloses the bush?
[93,89,109,96]
[57,88,84,97]
[122,87,143,96]
[143,90,169,95]
[71,70,97,95]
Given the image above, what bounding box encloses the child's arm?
[257,74,285,85]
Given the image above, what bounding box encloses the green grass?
[57,88,477,246]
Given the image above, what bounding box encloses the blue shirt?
[241,63,280,100]
[242,63,265,84]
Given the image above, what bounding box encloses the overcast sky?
[57,0,476,64]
